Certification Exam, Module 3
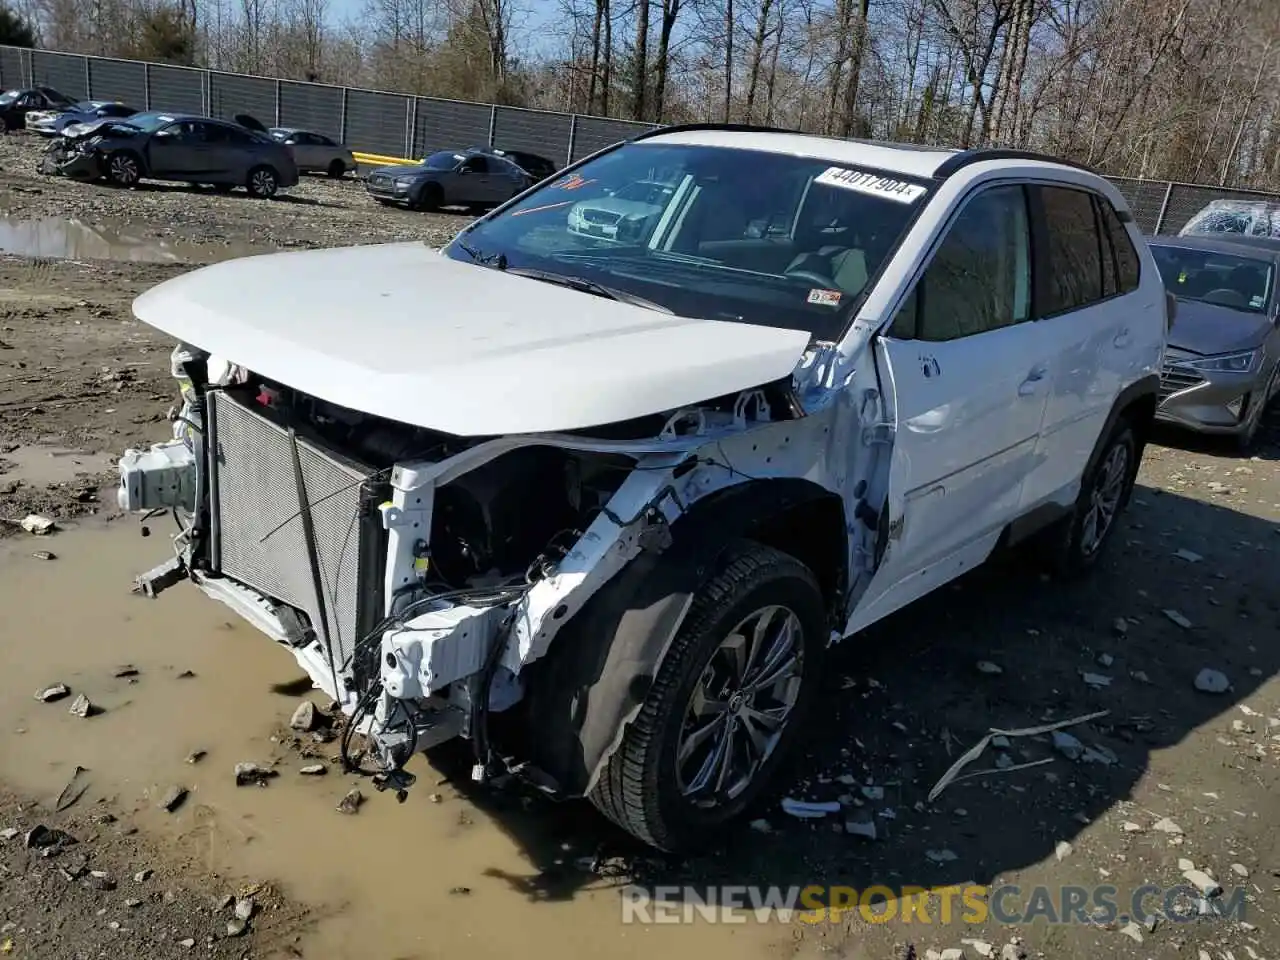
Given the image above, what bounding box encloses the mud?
[0,126,1277,960]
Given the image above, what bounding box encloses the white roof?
[640,128,963,179]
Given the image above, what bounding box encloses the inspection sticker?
[807,288,843,307]
[815,167,927,203]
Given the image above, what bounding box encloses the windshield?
[424,151,463,170]
[0,91,18,105]
[1150,244,1274,314]
[444,142,927,339]
[71,101,98,112]
[122,112,173,133]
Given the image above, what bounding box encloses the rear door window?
[1037,186,1104,315]
[1098,199,1141,292]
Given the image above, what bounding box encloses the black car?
[47,111,299,197]
[466,145,560,182]
[0,86,74,131]
[365,149,532,211]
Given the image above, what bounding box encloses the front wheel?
[327,159,346,178]
[107,151,141,187]
[589,542,826,852]
[246,165,279,199]
[413,182,442,212]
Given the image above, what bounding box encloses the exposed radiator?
[208,391,381,678]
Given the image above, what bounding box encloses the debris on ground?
[1152,817,1183,835]
[289,700,318,732]
[1163,609,1193,629]
[157,785,188,813]
[1194,668,1230,694]
[30,550,55,560]
[299,764,327,776]
[67,693,96,718]
[1054,840,1073,861]
[975,660,1003,675]
[34,683,70,703]
[336,788,364,815]
[234,762,278,787]
[781,798,841,818]
[53,766,90,812]
[15,514,55,535]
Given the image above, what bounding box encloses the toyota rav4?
[115,125,1167,851]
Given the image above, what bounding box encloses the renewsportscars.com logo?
[619,883,1248,925]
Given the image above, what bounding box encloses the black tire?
[414,182,442,212]
[589,541,826,852]
[213,183,235,194]
[1048,419,1140,578]
[327,159,346,178]
[106,151,142,187]
[246,165,279,199]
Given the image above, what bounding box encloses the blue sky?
[326,0,563,59]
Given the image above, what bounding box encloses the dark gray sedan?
[1149,234,1280,449]
[364,149,532,211]
[69,112,299,197]
[269,127,356,177]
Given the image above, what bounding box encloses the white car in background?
[116,125,1167,852]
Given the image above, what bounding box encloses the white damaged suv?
[116,125,1167,851]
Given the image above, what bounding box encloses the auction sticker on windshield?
[815,167,927,204]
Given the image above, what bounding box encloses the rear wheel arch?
[513,477,846,799]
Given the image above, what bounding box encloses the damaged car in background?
[115,125,1167,851]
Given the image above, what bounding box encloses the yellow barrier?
[352,151,417,167]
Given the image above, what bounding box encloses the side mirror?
[153,128,173,139]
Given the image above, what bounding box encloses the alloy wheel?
[1080,443,1129,556]
[675,604,804,807]
[251,169,277,197]
[111,155,138,185]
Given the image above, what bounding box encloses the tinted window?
[1099,199,1140,292]
[1040,186,1103,313]
[424,151,462,170]
[461,155,489,173]
[895,184,1031,342]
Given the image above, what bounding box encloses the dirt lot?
[0,127,1277,960]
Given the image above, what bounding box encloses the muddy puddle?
[0,523,793,960]
[0,215,269,264]
[0,444,115,486]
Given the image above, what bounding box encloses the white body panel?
[131,242,811,437]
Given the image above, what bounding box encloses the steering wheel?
[1203,288,1248,308]
[785,267,838,289]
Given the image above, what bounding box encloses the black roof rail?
[934,148,1100,178]
[630,122,804,142]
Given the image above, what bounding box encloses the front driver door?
[846,182,1054,633]
[147,121,201,177]
[458,155,497,203]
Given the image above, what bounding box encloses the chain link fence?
[0,45,656,167]
[5,44,1280,226]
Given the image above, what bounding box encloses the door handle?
[1018,365,1048,396]
[1114,327,1132,348]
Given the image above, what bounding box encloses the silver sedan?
[1149,234,1280,450]
[268,128,356,178]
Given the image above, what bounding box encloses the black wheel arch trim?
[520,477,846,798]
[1083,373,1159,491]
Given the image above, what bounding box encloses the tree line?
[2,0,1278,189]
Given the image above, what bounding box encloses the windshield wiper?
[504,267,673,314]
[454,239,507,270]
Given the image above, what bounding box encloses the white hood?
[132,242,811,436]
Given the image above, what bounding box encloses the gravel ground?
[0,128,1277,959]
[0,788,309,958]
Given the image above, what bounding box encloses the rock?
[960,940,994,959]
[84,871,116,891]
[226,918,248,937]
[748,819,772,834]
[1118,920,1144,943]
[158,785,188,812]
[31,550,55,560]
[1174,548,1203,563]
[1096,652,1114,667]
[1178,857,1195,872]
[1182,869,1222,898]
[233,897,254,921]
[299,764,326,776]
[844,818,877,840]
[184,750,206,765]
[113,665,139,678]
[34,683,70,703]
[975,660,1003,675]
[1194,668,1230,694]
[125,898,142,908]
[1230,863,1249,878]
[1163,609,1192,629]
[990,735,1010,749]
[1111,617,1129,637]
[1000,945,1027,960]
[0,828,17,841]
[938,950,965,960]
[1130,670,1151,684]
[1080,671,1112,688]
[68,694,96,718]
[1052,731,1085,760]
[289,701,318,732]
[178,938,195,949]
[133,869,151,883]
[449,886,471,895]
[20,514,54,535]
[337,788,363,814]
[1054,840,1073,861]
[994,752,1015,770]
[925,848,958,864]
[24,824,76,850]
[234,762,277,787]
[1152,817,1183,835]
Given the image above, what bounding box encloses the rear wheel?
[589,542,826,852]
[1048,419,1139,578]
[107,151,141,187]
[246,165,279,199]
[327,159,346,178]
